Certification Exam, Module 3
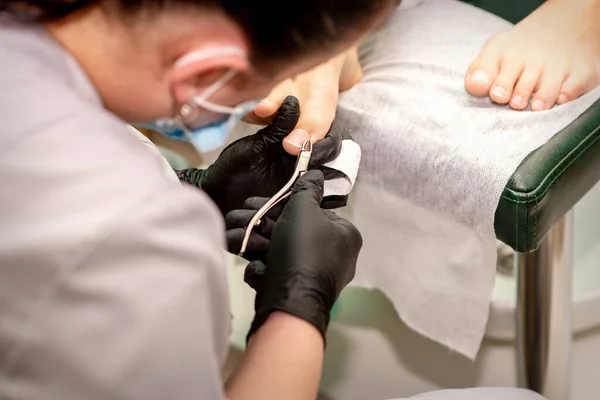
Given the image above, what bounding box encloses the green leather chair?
[465,1,600,398]
[496,99,600,400]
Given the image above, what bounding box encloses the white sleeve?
[1,185,231,400]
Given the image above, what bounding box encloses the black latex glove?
[225,196,282,264]
[226,170,363,341]
[175,96,348,216]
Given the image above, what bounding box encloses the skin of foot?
[246,46,363,155]
[464,0,600,111]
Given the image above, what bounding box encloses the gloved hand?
[225,196,282,263]
[225,170,363,341]
[176,96,348,216]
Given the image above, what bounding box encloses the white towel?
[331,0,600,358]
[323,139,361,198]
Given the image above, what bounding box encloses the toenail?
[469,70,491,83]
[512,94,524,107]
[532,99,545,110]
[557,94,568,104]
[491,86,507,98]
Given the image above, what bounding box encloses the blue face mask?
[140,96,260,153]
[140,59,261,153]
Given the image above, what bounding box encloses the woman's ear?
[170,46,250,104]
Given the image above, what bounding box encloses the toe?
[557,70,592,105]
[531,70,565,111]
[489,58,524,104]
[510,67,540,110]
[465,51,500,97]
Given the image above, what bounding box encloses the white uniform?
[0,16,547,400]
[0,18,229,400]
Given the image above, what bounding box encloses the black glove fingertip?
[225,209,255,230]
[259,96,301,144]
[278,95,300,116]
[226,228,246,254]
[226,228,271,260]
[244,260,267,291]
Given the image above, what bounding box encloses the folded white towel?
[323,139,361,198]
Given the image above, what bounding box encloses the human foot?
[465,0,600,111]
[247,46,363,155]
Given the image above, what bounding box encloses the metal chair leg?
[515,212,573,400]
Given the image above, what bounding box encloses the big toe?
[466,69,495,97]
[465,54,499,96]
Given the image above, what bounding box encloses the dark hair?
[0,0,397,66]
